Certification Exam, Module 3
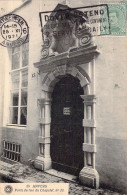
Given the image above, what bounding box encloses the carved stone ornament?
[41,4,93,59]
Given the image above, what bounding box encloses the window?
[1,140,21,162]
[9,42,29,125]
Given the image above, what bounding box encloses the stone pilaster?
[79,95,99,188]
[34,98,52,171]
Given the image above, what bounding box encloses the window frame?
[8,42,29,127]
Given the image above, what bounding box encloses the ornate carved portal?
[34,4,99,189]
[41,5,93,58]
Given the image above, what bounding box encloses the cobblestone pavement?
[0,162,126,195]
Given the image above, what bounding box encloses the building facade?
[0,0,127,193]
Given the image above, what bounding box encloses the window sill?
[6,124,27,129]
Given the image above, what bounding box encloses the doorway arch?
[34,64,99,188]
[50,74,84,175]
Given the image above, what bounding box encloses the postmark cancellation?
[0,14,29,47]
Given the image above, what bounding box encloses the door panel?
[50,75,84,175]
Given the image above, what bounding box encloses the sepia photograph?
[0,0,127,194]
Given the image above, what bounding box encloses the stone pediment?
[34,45,99,73]
[41,4,94,59]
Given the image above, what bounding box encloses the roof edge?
[2,0,32,16]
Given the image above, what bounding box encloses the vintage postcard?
[0,0,127,195]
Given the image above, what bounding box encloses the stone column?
[79,95,99,188]
[34,98,52,171]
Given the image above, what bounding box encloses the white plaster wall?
[94,34,127,193]
[95,36,127,140]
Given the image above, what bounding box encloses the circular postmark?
[4,185,13,194]
[0,14,29,47]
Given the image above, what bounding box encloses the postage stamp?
[108,4,126,36]
[0,14,29,47]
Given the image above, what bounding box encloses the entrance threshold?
[45,169,77,182]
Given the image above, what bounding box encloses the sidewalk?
[0,161,126,195]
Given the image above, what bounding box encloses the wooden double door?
[50,75,84,176]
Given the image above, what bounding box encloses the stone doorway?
[34,61,99,188]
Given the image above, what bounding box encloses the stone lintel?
[34,52,69,73]
[79,167,99,189]
[34,46,98,73]
[69,45,98,58]
[83,119,96,127]
[83,143,96,153]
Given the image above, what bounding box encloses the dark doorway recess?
[51,74,84,176]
